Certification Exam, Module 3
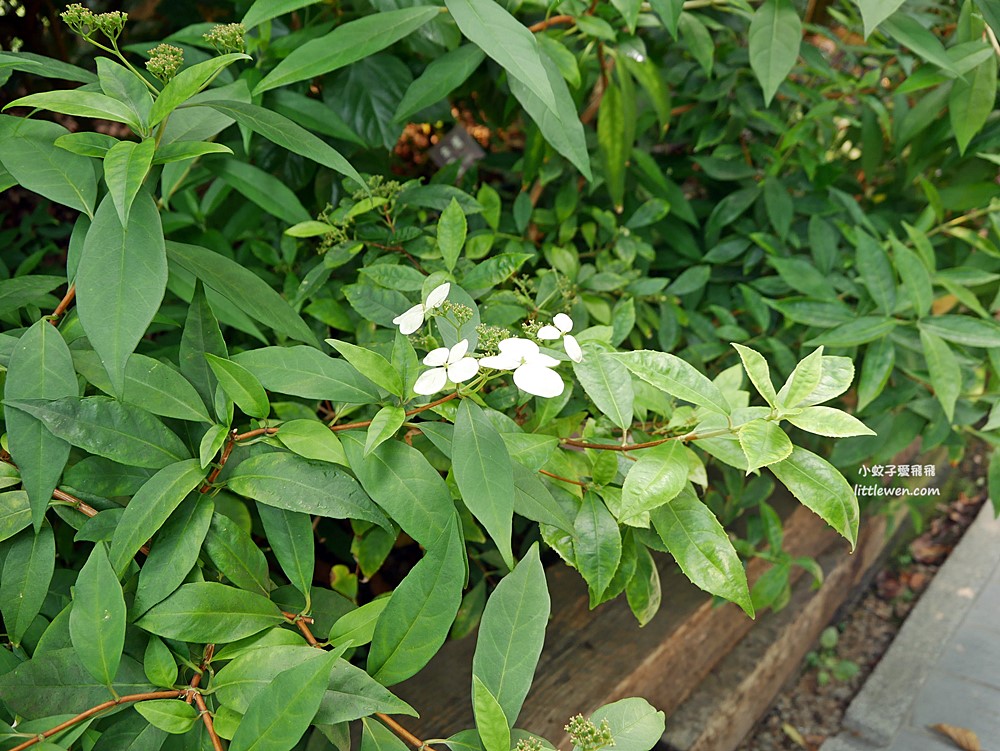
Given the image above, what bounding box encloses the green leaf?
[365,406,406,456]
[4,319,77,530]
[0,116,97,216]
[230,650,337,751]
[855,231,896,313]
[362,717,411,751]
[731,343,777,407]
[764,178,793,239]
[918,315,1000,348]
[276,420,347,465]
[453,401,515,568]
[230,345,377,404]
[989,446,1000,517]
[108,459,206,575]
[255,8,440,94]
[76,192,166,395]
[227,452,390,528]
[243,0,322,29]
[211,159,311,225]
[104,139,155,225]
[807,316,897,347]
[919,329,961,423]
[167,242,318,346]
[204,512,272,595]
[5,89,141,129]
[325,339,403,397]
[573,350,634,431]
[951,54,997,154]
[748,0,801,105]
[618,442,687,527]
[55,131,118,158]
[394,45,485,123]
[786,406,876,437]
[90,712,168,750]
[144,635,177,687]
[575,492,622,607]
[5,396,190,469]
[611,350,731,414]
[0,491,32,543]
[857,0,906,37]
[651,487,754,617]
[889,236,933,318]
[438,198,468,272]
[511,464,574,533]
[135,700,198,734]
[472,543,549,726]
[625,544,661,626]
[678,13,713,75]
[472,676,510,751]
[329,598,389,647]
[775,347,824,408]
[179,280,227,414]
[257,505,314,605]
[150,53,250,126]
[856,337,895,412]
[0,525,55,646]
[590,698,665,751]
[199,100,365,188]
[136,582,284,642]
[133,494,214,615]
[769,446,859,548]
[737,419,793,473]
[883,16,959,74]
[69,543,126,687]
[205,354,270,419]
[598,78,627,211]
[97,57,152,127]
[367,519,465,685]
[342,433,454,548]
[648,0,684,36]
[153,140,233,164]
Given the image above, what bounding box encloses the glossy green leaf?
[4,319,77,530]
[0,116,97,216]
[255,8,440,94]
[328,598,389,647]
[6,89,140,129]
[574,492,622,607]
[205,353,269,419]
[597,78,627,210]
[856,337,895,412]
[738,419,793,473]
[69,543,126,686]
[786,406,876,437]
[243,0,322,28]
[153,139,233,164]
[342,432,454,547]
[438,198,468,272]
[574,350,635,432]
[167,243,317,346]
[55,131,118,157]
[919,329,961,422]
[136,582,284,642]
[473,676,510,751]
[227,452,390,528]
[204,512,271,595]
[511,463,574,533]
[651,486,753,617]
[231,345,377,402]
[211,159,311,225]
[394,45,485,123]
[731,343,777,407]
[618,442,687,527]
[276,420,348,465]
[76,192,166,395]
[612,350,731,414]
[625,544,661,626]
[365,405,406,456]
[135,700,198,734]
[107,459,206,575]
[367,519,465,685]
[229,650,337,751]
[590,698,666,751]
[0,525,55,647]
[454,401,515,568]
[89,711,168,751]
[6,396,189,469]
[748,0,801,105]
[257,504,314,603]
[143,636,177,688]
[149,53,250,126]
[0,490,32,543]
[857,0,906,37]
[769,446,859,548]
[179,280,227,414]
[325,339,403,397]
[918,316,1000,348]
[950,53,996,153]
[472,543,548,726]
[775,347,824,408]
[104,139,155,224]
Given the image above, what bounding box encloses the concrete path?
[821,502,1000,751]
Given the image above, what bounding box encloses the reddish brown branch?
[50,284,76,323]
[538,468,587,487]
[186,644,215,703]
[561,435,684,452]
[528,13,574,32]
[8,691,184,751]
[377,713,434,750]
[292,615,321,647]
[191,692,224,751]
[202,431,238,490]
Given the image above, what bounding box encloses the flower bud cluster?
[203,23,246,54]
[564,715,615,751]
[514,738,545,751]
[145,43,184,83]
[61,4,127,41]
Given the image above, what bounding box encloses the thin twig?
[528,13,574,32]
[561,435,685,451]
[50,284,76,323]
[8,691,184,751]
[202,431,237,490]
[192,692,224,751]
[377,713,435,750]
[538,469,587,487]
[186,644,215,703]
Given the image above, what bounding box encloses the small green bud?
[440,301,473,325]
[565,716,615,751]
[513,739,545,751]
[475,324,512,355]
[95,10,127,40]
[203,23,246,54]
[145,43,184,83]
[60,4,97,36]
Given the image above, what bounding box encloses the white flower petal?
[564,334,583,363]
[537,325,562,340]
[527,352,561,368]
[497,337,539,359]
[423,347,450,367]
[554,313,574,333]
[514,363,564,398]
[393,304,424,335]
[447,357,479,383]
[478,354,519,370]
[413,367,448,395]
[448,339,470,363]
[425,282,451,309]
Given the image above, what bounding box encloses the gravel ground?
[737,451,990,751]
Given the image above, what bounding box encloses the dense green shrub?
[0,0,998,749]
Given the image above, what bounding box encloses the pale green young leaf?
[473,676,510,751]
[575,492,622,607]
[731,343,777,407]
[136,582,284,642]
[0,525,55,647]
[143,636,177,688]
[205,353,270,419]
[149,53,250,126]
[737,419,793,474]
[769,446,859,548]
[328,598,390,647]
[257,505,314,605]
[365,406,406,456]
[393,45,485,123]
[438,198,467,272]
[618,442,687,527]
[775,347,824,409]
[76,191,166,395]
[625,544,661,627]
[651,486,753,617]
[69,543,126,687]
[277,420,347,465]
[326,339,403,397]
[103,139,155,224]
[748,0,801,105]
[453,401,516,569]
[200,425,229,469]
[612,350,731,414]
[590,698,666,751]
[919,329,961,422]
[135,700,198,734]
[55,131,118,158]
[472,544,548,726]
[786,406,877,437]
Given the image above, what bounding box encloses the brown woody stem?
[528,13,574,31]
[538,468,587,487]
[192,691,224,751]
[377,713,435,750]
[50,284,76,322]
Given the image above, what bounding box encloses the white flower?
[392,282,451,335]
[479,338,564,398]
[537,312,583,363]
[413,339,479,395]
